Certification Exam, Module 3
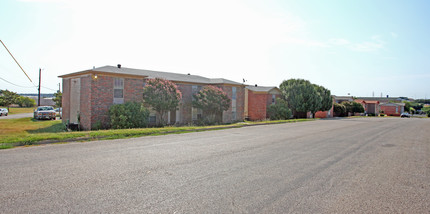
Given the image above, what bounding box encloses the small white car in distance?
[0,108,8,116]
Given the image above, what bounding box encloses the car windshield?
[38,107,54,111]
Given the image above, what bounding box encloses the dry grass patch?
[0,118,315,149]
[0,107,35,115]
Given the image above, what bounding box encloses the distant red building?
[380,103,405,116]
[355,99,380,115]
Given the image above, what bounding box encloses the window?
[192,85,202,120]
[192,85,201,101]
[114,78,124,104]
[272,95,276,104]
[232,87,237,100]
[149,116,156,124]
[232,87,237,121]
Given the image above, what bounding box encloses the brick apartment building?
[59,65,245,130]
[355,99,380,115]
[244,85,282,121]
[380,102,405,116]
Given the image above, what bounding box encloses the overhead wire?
[0,76,37,88]
[41,86,58,91]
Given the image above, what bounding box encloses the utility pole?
[38,68,41,106]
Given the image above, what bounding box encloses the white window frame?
[113,78,124,104]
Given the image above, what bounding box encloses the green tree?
[279,79,321,118]
[342,101,364,115]
[352,101,365,113]
[192,85,230,123]
[53,90,62,108]
[267,98,292,120]
[17,96,36,107]
[314,84,332,113]
[0,90,20,111]
[402,101,413,113]
[143,78,182,126]
[333,102,346,117]
[109,102,150,129]
[341,101,354,114]
[423,106,430,117]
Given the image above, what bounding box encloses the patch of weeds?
[27,123,66,134]
[0,144,14,150]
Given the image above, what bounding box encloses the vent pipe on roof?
[255,84,258,87]
[187,73,190,75]
[117,64,121,68]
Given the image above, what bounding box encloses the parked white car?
[0,108,8,116]
[34,106,56,120]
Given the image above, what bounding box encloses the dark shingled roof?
[245,85,279,92]
[60,65,243,85]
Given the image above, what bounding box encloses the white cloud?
[329,38,350,46]
[328,35,385,52]
[390,32,398,38]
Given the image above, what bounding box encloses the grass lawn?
[0,117,314,149]
[0,107,35,114]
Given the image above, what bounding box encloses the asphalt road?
[1,117,429,213]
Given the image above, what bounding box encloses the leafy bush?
[109,102,150,129]
[143,78,181,126]
[423,107,430,117]
[17,96,36,107]
[267,98,292,120]
[352,101,365,113]
[333,103,346,117]
[341,101,364,114]
[92,120,103,130]
[192,85,230,123]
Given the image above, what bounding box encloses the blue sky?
[1,0,429,99]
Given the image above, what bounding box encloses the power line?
[0,76,37,88]
[0,39,33,83]
[41,86,58,91]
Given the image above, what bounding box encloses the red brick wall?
[236,86,245,122]
[175,84,245,124]
[381,106,400,116]
[218,85,245,123]
[177,84,192,124]
[248,91,268,121]
[314,103,334,119]
[90,75,114,129]
[315,111,328,118]
[80,76,92,130]
[124,78,144,103]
